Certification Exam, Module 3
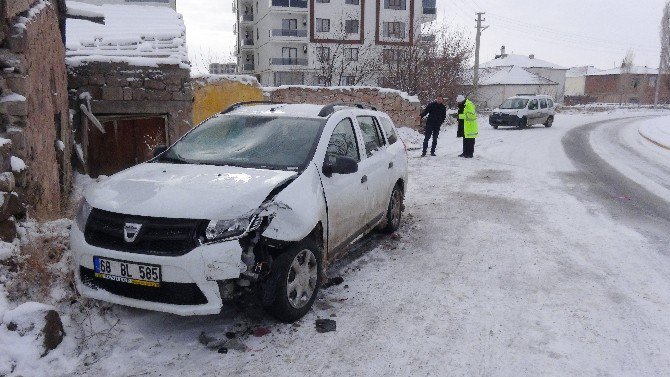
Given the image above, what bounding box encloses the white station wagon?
[72,102,408,322]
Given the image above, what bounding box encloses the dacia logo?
[123,223,143,243]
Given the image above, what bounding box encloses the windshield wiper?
[157,153,189,164]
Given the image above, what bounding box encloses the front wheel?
[517,117,527,129]
[382,184,404,233]
[263,240,322,322]
[544,116,554,127]
[492,125,498,129]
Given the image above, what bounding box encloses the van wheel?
[382,184,404,233]
[492,125,498,129]
[544,116,554,127]
[263,239,322,322]
[517,117,527,129]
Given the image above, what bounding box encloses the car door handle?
[361,175,367,184]
[388,162,393,169]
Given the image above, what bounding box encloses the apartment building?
[210,63,239,74]
[234,0,436,86]
[73,0,177,10]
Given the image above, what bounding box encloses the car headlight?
[204,216,261,243]
[75,199,92,231]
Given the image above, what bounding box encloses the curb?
[638,127,670,151]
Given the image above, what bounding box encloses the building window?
[382,49,402,63]
[282,47,298,64]
[341,76,356,85]
[282,19,297,30]
[316,76,329,86]
[344,48,358,61]
[650,76,658,87]
[274,71,305,86]
[345,0,359,4]
[316,0,330,3]
[316,46,331,62]
[345,20,359,34]
[383,22,405,38]
[384,0,406,10]
[316,18,330,32]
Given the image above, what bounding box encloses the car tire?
[263,239,322,323]
[544,116,554,127]
[517,117,527,129]
[493,125,498,129]
[382,184,404,233]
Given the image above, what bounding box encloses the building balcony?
[420,34,435,43]
[241,63,255,71]
[422,7,436,14]
[271,29,308,38]
[241,39,254,47]
[422,0,436,14]
[271,0,308,8]
[270,58,308,66]
[240,14,254,22]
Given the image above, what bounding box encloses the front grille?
[84,209,205,256]
[80,267,208,306]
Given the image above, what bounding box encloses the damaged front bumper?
[70,225,245,316]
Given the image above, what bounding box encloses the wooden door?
[88,116,166,177]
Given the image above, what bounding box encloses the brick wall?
[265,86,422,129]
[585,74,670,104]
[0,0,71,228]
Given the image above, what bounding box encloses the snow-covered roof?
[566,66,602,78]
[263,85,420,103]
[470,66,558,86]
[481,54,567,70]
[588,66,658,76]
[65,1,189,69]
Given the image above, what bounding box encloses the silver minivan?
[489,95,556,129]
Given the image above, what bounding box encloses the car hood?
[85,163,299,219]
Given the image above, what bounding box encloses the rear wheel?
[382,184,404,233]
[517,117,527,129]
[263,239,322,322]
[544,116,554,127]
[492,125,498,129]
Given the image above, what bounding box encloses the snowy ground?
[2,109,670,376]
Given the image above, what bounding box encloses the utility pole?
[473,12,488,98]
[654,48,664,106]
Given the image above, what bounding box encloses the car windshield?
[500,98,529,109]
[158,115,326,170]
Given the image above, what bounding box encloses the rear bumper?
[71,225,245,316]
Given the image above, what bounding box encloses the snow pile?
[192,74,260,87]
[264,85,420,103]
[65,1,104,19]
[0,93,27,103]
[481,53,566,70]
[638,116,670,149]
[588,66,658,76]
[65,1,189,69]
[13,0,50,32]
[10,156,26,173]
[397,126,424,150]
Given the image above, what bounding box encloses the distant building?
[66,1,192,177]
[209,63,238,74]
[72,0,177,9]
[584,66,670,104]
[233,0,437,86]
[469,47,566,108]
[565,66,601,96]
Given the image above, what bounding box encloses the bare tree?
[313,19,379,86]
[618,49,635,104]
[379,26,472,104]
[656,1,670,104]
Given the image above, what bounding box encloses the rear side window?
[357,116,383,157]
[378,117,398,144]
[327,118,360,161]
[528,100,538,110]
[548,99,554,107]
[540,99,547,109]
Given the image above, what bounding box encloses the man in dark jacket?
[419,96,447,157]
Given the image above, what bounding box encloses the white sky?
[178,0,667,73]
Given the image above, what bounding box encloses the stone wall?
[192,75,263,125]
[0,0,71,226]
[265,86,422,129]
[68,62,193,172]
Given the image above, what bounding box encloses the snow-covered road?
[67,110,670,377]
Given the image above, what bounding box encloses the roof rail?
[317,102,377,117]
[221,101,281,114]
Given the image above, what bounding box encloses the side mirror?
[323,155,358,177]
[153,145,168,158]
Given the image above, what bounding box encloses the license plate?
[93,256,161,288]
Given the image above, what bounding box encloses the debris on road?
[315,319,336,333]
[252,327,271,337]
[323,276,344,288]
[199,331,247,352]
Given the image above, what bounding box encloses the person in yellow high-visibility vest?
[457,95,478,158]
